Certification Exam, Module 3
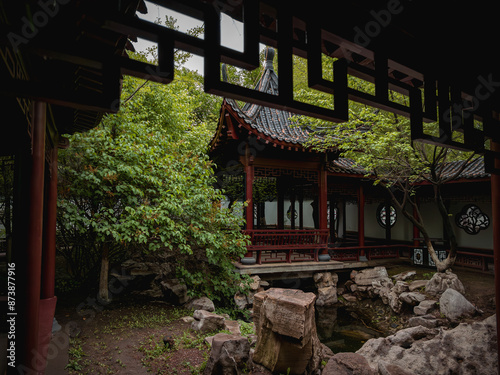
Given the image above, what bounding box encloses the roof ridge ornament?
[265,47,275,70]
[221,63,229,82]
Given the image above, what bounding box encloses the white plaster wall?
[345,202,358,231]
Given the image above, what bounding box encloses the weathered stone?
[192,310,225,333]
[439,288,477,320]
[249,275,261,291]
[392,281,410,295]
[354,267,389,286]
[408,315,442,329]
[160,278,189,305]
[343,280,354,292]
[408,280,428,292]
[425,270,465,296]
[378,361,414,375]
[357,315,498,375]
[392,270,417,282]
[387,291,403,313]
[259,280,270,288]
[313,272,338,287]
[399,292,426,306]
[342,294,358,303]
[224,320,241,335]
[322,352,377,375]
[234,292,249,310]
[203,333,250,375]
[413,300,437,315]
[316,286,338,306]
[252,288,324,375]
[185,296,215,312]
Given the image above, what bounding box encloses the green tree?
[294,53,479,272]
[58,71,248,302]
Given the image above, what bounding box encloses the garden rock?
[353,266,390,286]
[314,272,338,306]
[399,292,425,306]
[392,281,410,295]
[408,315,443,329]
[425,270,465,296]
[378,362,414,375]
[322,352,376,375]
[185,296,215,312]
[357,315,498,375]
[413,300,437,315]
[408,280,427,292]
[160,278,189,305]
[191,310,225,333]
[252,288,324,374]
[392,270,416,282]
[439,288,477,320]
[203,333,250,375]
[224,320,241,335]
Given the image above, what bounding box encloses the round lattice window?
[376,204,397,228]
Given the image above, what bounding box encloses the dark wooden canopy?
[2,0,500,373]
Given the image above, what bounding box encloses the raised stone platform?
[234,259,406,280]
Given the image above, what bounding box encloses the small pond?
[316,305,382,353]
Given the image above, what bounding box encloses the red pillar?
[242,160,256,264]
[42,145,58,299]
[358,184,365,247]
[318,168,330,261]
[23,101,46,372]
[358,184,366,260]
[490,141,500,368]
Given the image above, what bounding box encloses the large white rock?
[439,288,477,320]
[357,315,498,375]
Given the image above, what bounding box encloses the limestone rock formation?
[252,288,324,375]
[322,352,377,375]
[191,310,225,333]
[185,296,215,312]
[203,333,250,375]
[313,272,338,306]
[425,270,465,296]
[357,315,498,375]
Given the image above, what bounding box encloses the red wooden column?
[318,168,330,261]
[242,158,256,264]
[21,101,46,372]
[358,184,366,259]
[490,141,500,366]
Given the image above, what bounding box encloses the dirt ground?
[53,262,496,374]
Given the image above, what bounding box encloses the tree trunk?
[99,243,110,302]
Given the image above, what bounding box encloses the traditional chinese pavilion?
[210,48,494,270]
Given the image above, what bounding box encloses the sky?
[133,1,253,74]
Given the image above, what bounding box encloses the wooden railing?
[243,229,329,264]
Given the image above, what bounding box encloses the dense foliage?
[57,63,249,301]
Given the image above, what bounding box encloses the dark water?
[316,305,382,353]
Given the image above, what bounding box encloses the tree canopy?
[57,47,249,301]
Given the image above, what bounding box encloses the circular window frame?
[376,203,397,228]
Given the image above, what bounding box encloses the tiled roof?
[224,48,310,146]
[439,157,488,180]
[327,156,488,181]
